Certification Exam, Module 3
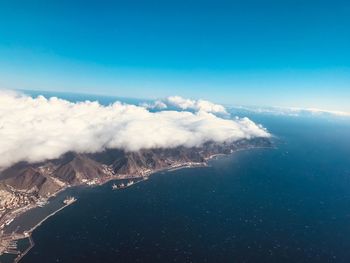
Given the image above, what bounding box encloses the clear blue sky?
[0,0,349,111]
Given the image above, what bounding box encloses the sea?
[8,91,350,262]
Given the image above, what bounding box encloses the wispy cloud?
[230,105,350,117]
[0,91,269,169]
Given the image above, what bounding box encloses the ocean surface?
[14,92,350,262]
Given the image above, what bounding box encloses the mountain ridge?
[0,138,271,197]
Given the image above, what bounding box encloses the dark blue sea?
[18,92,350,262]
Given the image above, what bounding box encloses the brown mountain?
[0,138,272,197]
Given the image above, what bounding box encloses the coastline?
[0,196,77,263]
[0,160,206,262]
[0,145,272,262]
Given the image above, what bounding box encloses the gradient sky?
[0,0,349,112]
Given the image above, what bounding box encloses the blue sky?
[0,0,349,111]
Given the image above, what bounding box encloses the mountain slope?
[0,138,272,197]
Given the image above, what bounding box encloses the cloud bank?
[141,96,227,114]
[0,91,269,169]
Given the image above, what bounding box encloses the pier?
[0,197,76,262]
[13,236,34,263]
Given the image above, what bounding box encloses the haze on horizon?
[0,0,349,112]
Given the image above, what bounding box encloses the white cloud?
[296,107,350,117]
[230,105,350,117]
[141,96,227,114]
[140,100,168,110]
[0,91,270,169]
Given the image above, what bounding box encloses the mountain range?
[0,138,271,197]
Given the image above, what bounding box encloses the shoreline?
[0,199,76,263]
[0,161,205,262]
[0,145,273,262]
[0,198,77,263]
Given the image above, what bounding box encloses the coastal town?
[0,189,38,234]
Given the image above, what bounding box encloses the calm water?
[19,114,350,263]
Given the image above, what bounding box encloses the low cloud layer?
[0,91,269,169]
[141,96,227,114]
